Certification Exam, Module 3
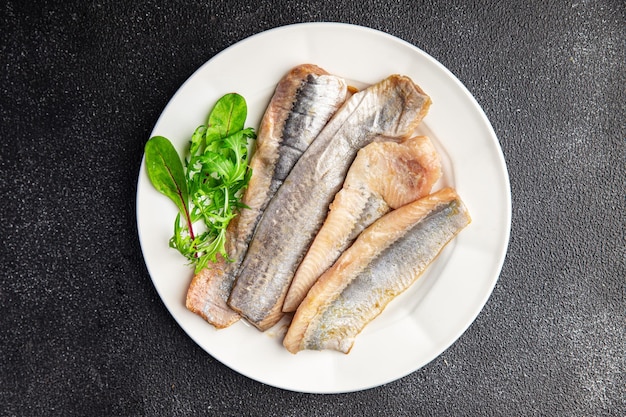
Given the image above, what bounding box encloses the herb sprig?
[144,93,256,272]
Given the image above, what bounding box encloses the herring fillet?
[185,64,348,328]
[282,136,442,312]
[228,75,432,331]
[283,188,471,354]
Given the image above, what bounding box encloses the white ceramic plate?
[136,22,511,393]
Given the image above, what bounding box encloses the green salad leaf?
[144,93,256,272]
[144,136,195,240]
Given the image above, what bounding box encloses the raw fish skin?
[185,64,348,328]
[229,75,432,331]
[282,136,442,312]
[283,188,471,354]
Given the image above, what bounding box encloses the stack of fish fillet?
[185,63,471,354]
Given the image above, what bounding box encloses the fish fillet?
[229,75,432,330]
[283,187,471,353]
[282,136,442,312]
[185,64,348,328]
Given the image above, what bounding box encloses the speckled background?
[1,1,624,416]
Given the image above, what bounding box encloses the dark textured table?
[2,1,624,416]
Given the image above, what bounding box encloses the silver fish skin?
[229,75,432,331]
[185,64,348,328]
[283,188,471,353]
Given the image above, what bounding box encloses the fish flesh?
[185,64,348,328]
[282,136,442,312]
[283,187,471,354]
[229,75,432,330]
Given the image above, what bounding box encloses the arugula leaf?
[189,125,207,158]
